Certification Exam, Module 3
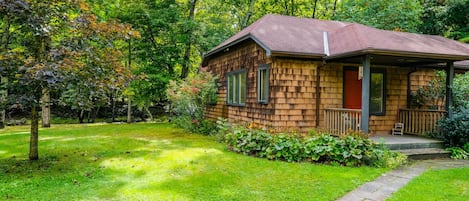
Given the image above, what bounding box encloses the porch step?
[397,148,450,160]
[386,141,444,150]
[370,135,449,160]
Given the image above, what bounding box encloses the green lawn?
[1,123,387,201]
[388,167,469,201]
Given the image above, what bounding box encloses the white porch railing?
[324,108,362,135]
[399,109,446,135]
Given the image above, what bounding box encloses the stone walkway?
[337,159,469,201]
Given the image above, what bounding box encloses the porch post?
[445,62,454,117]
[361,55,371,133]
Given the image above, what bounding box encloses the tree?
[0,1,135,160]
[444,0,469,42]
[334,0,423,32]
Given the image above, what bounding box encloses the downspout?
[315,62,322,128]
[406,68,417,109]
[316,31,329,128]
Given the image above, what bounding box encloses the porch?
[324,108,446,136]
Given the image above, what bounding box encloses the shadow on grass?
[0,123,384,201]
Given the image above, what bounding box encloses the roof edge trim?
[326,49,469,61]
[202,34,271,61]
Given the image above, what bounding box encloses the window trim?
[370,68,386,116]
[226,69,247,106]
[257,64,270,104]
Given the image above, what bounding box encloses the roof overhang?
[325,48,469,67]
[202,34,326,65]
[202,34,271,66]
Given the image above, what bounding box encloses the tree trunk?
[0,77,7,129]
[0,15,11,129]
[291,0,295,16]
[41,88,51,127]
[332,0,338,17]
[127,38,132,123]
[79,110,85,123]
[242,0,256,29]
[29,105,39,160]
[312,0,319,18]
[145,106,153,121]
[111,90,116,122]
[180,0,198,79]
[127,99,132,123]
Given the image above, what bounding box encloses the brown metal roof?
[204,14,469,63]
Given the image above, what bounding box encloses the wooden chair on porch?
[392,123,404,135]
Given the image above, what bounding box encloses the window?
[370,70,386,115]
[227,69,246,106]
[257,64,270,103]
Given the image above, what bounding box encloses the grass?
[0,123,387,201]
[388,167,469,201]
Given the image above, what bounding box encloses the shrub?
[371,148,408,168]
[224,126,272,157]
[436,106,469,147]
[166,72,218,135]
[446,147,469,160]
[225,127,407,167]
[464,143,469,153]
[266,134,304,162]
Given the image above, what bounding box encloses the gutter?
[325,49,469,61]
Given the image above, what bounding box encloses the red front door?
[344,70,362,109]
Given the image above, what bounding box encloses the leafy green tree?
[0,1,134,160]
[444,0,469,42]
[334,0,423,32]
[418,0,447,35]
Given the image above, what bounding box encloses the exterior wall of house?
[318,63,344,128]
[205,42,321,132]
[269,58,319,132]
[369,67,408,134]
[205,42,438,134]
[204,40,273,127]
[409,69,445,110]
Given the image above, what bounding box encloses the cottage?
[202,14,469,135]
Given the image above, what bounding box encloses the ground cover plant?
[388,167,469,201]
[224,126,407,168]
[0,123,387,201]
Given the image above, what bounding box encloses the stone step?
[397,148,450,160]
[386,141,444,150]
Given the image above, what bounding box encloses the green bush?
[371,148,408,168]
[464,143,469,153]
[225,127,407,167]
[436,106,469,147]
[446,147,469,160]
[224,126,272,157]
[166,72,218,135]
[266,134,304,162]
